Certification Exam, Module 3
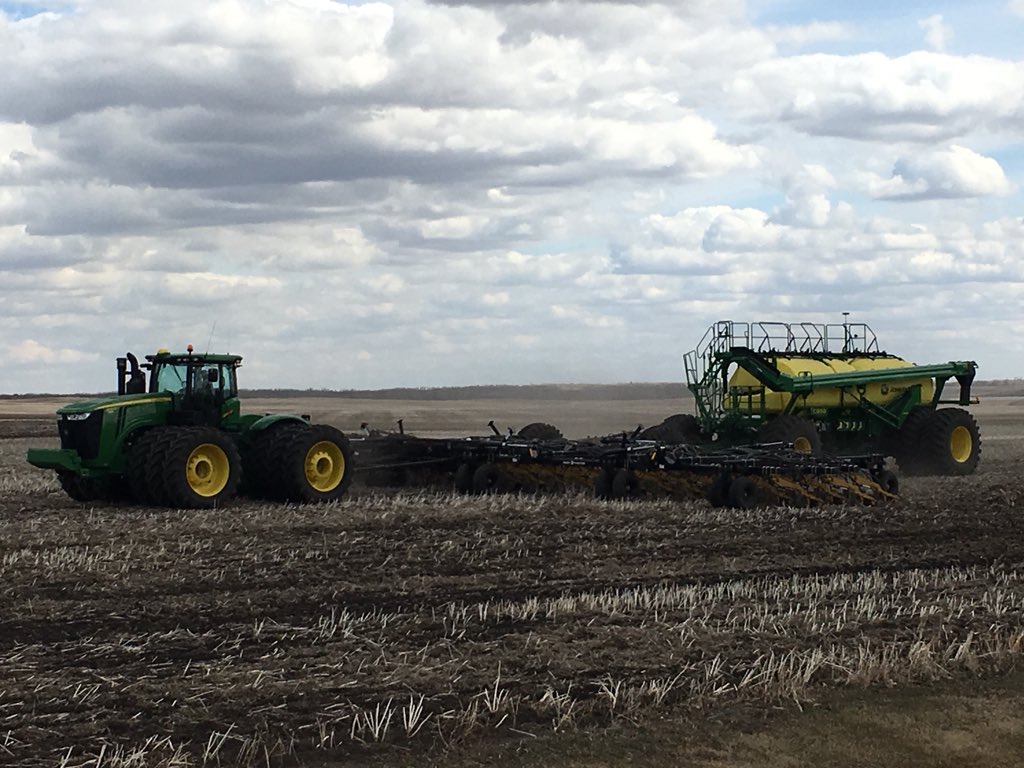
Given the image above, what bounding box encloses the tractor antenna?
[205,321,217,354]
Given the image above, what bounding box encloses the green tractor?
[27,347,353,507]
[673,320,981,476]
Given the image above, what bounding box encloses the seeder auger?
[350,425,899,509]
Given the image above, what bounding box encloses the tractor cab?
[118,346,242,426]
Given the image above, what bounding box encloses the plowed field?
[1,397,1022,767]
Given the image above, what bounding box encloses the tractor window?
[154,363,188,394]
[192,364,236,397]
[220,366,237,396]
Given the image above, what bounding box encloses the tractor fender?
[247,413,311,434]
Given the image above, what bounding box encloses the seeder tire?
[727,475,759,509]
[611,468,640,499]
[707,473,730,508]
[593,467,615,500]
[472,462,503,494]
[454,463,475,494]
[639,414,700,443]
[517,422,564,440]
[758,414,822,456]
[920,408,981,476]
[894,407,933,475]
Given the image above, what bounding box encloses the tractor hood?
[57,392,173,415]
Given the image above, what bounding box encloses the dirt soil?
[1,397,1022,766]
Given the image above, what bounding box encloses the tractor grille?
[58,411,104,460]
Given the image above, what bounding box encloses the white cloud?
[918,14,952,53]
[11,339,96,364]
[0,0,1023,392]
[730,51,1024,141]
[860,145,1015,200]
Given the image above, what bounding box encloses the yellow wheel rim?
[186,443,230,497]
[304,440,345,492]
[793,436,812,454]
[950,426,973,463]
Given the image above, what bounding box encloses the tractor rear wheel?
[137,426,241,508]
[241,423,288,498]
[919,408,981,476]
[270,423,353,502]
[758,414,822,455]
[517,422,563,440]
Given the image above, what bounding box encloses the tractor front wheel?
[160,427,241,508]
[58,472,111,503]
[129,427,241,508]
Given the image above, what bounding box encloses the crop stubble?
[0,400,1023,766]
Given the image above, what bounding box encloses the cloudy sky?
[2,0,1022,393]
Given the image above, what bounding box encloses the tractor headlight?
[63,412,94,421]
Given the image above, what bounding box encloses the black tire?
[472,462,503,494]
[758,414,822,456]
[610,468,640,499]
[707,473,730,508]
[127,428,167,505]
[875,468,900,495]
[727,475,758,509]
[57,472,109,502]
[241,422,293,498]
[894,407,933,475]
[593,467,615,500]
[147,426,241,509]
[454,463,475,494]
[640,414,700,443]
[265,423,354,503]
[517,422,564,440]
[919,408,981,476]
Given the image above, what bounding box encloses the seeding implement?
[679,320,980,475]
[27,348,352,507]
[352,426,899,508]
